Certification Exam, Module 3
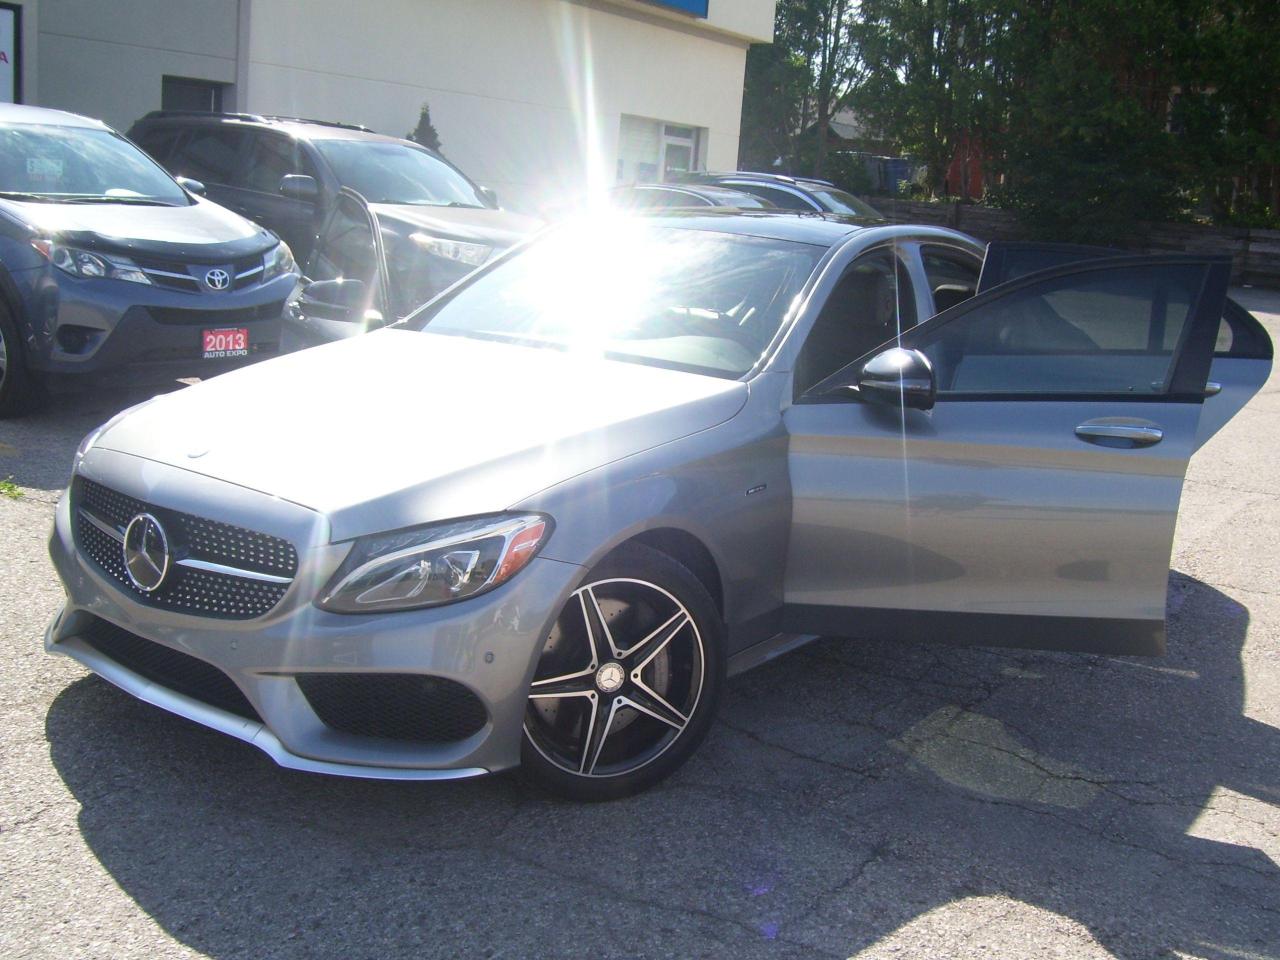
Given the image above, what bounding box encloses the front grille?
[296,674,489,744]
[134,254,266,293]
[73,477,298,620]
[146,300,285,327]
[80,616,261,721]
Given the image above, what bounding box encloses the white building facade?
[3,0,775,211]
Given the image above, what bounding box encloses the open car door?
[784,253,1258,655]
[976,241,1273,450]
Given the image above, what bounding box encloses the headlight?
[31,240,150,285]
[262,240,296,282]
[410,233,491,267]
[318,513,552,614]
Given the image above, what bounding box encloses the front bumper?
[46,449,584,779]
[26,268,297,386]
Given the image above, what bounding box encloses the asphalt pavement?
[1,292,1278,960]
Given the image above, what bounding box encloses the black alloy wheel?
[522,544,724,801]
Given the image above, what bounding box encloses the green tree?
[406,102,442,152]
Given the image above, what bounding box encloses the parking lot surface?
[2,291,1278,960]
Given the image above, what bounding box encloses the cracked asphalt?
[2,290,1278,960]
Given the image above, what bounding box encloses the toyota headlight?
[263,240,296,282]
[410,233,491,267]
[32,240,150,285]
[318,513,552,614]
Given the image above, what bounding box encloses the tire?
[0,300,43,419]
[521,543,725,801]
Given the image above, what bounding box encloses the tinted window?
[922,245,982,313]
[796,249,916,394]
[133,128,184,166]
[310,193,378,287]
[244,133,316,195]
[314,139,486,207]
[170,127,246,185]
[805,187,882,218]
[914,263,1206,395]
[729,183,815,211]
[417,221,824,379]
[0,123,189,203]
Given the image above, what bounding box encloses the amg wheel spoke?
[578,587,618,664]
[622,688,687,731]
[582,696,620,775]
[528,673,596,698]
[621,609,689,663]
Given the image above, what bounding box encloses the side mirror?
[301,278,366,315]
[857,347,936,411]
[280,174,319,202]
[176,177,205,196]
[479,186,499,208]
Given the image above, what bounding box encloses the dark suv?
[128,111,533,263]
[675,171,884,219]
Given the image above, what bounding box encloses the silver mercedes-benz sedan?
[46,210,1273,800]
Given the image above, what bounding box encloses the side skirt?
[781,605,1166,657]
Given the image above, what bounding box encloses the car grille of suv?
[133,253,266,293]
[146,299,286,327]
[80,616,262,721]
[295,674,489,744]
[72,477,298,620]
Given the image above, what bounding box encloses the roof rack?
[137,110,373,133]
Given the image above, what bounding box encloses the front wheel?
[0,300,43,419]
[521,544,725,801]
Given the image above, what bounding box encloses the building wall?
[35,0,239,130]
[241,0,771,212]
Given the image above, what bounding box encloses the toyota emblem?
[122,513,170,592]
[205,268,231,291]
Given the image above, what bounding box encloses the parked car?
[0,104,298,417]
[677,170,884,218]
[284,187,539,349]
[128,111,533,268]
[609,183,775,210]
[47,210,1272,801]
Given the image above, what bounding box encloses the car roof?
[0,103,110,129]
[131,111,408,146]
[622,183,771,204]
[684,171,838,190]
[620,209,892,246]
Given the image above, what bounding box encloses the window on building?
[616,115,706,184]
[161,76,228,113]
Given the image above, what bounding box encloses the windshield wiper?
[59,195,181,206]
[0,191,55,202]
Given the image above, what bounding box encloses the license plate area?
[201,327,249,359]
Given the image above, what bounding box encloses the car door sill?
[727,632,820,676]
[781,605,1166,656]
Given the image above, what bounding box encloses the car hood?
[0,195,275,259]
[368,203,541,250]
[96,330,747,541]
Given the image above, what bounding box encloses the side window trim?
[798,254,1232,405]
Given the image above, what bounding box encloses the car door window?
[921,245,982,314]
[243,133,316,196]
[913,263,1206,396]
[133,128,184,167]
[309,193,379,288]
[794,249,916,395]
[168,126,247,187]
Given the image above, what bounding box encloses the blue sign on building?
[646,0,710,17]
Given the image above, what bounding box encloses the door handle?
[1075,423,1164,448]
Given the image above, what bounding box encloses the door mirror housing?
[479,186,499,208]
[280,174,319,202]
[301,278,366,317]
[856,347,936,411]
[176,176,205,196]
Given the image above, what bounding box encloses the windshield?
[413,220,824,379]
[0,123,189,204]
[315,139,488,207]
[808,187,882,218]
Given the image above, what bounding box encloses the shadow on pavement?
[45,573,1279,958]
